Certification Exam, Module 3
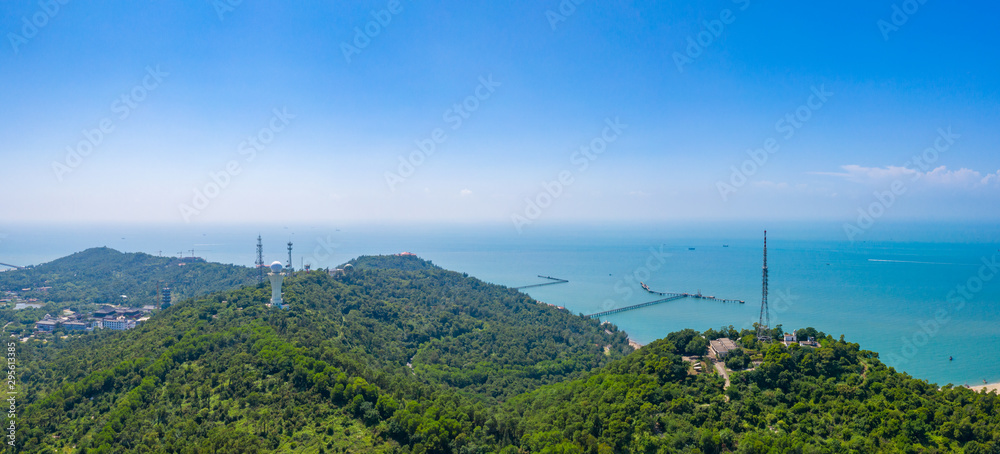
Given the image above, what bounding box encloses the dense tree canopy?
[7,253,999,453]
[0,247,256,331]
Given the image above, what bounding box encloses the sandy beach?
[969,383,1000,394]
[628,338,644,350]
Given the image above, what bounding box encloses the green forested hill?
[0,247,256,305]
[0,247,256,328]
[9,254,1000,453]
[11,254,631,453]
[502,337,1000,453]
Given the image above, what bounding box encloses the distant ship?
[723,244,729,247]
[688,247,695,251]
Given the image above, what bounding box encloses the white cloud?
[977,170,1000,186]
[815,165,1000,188]
[810,165,917,183]
[922,166,984,186]
[751,180,789,190]
[460,189,473,196]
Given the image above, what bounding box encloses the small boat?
[949,356,953,361]
[688,247,695,251]
[723,245,729,248]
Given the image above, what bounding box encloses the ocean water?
[0,222,998,387]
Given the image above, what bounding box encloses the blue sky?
[1,0,998,227]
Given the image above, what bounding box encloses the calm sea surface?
[1,222,998,387]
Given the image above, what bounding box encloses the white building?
[709,338,739,359]
[103,317,137,331]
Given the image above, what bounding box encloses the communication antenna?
[256,235,264,284]
[757,230,771,341]
[287,241,293,272]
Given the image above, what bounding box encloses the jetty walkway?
[586,283,744,319]
[512,275,569,290]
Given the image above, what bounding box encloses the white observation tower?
[268,261,286,309]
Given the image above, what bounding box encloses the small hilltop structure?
[268,261,287,309]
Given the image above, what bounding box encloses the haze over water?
[1,222,997,387]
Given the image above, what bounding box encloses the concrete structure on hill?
[93,305,117,318]
[36,314,58,332]
[63,321,87,330]
[709,338,739,359]
[268,261,286,309]
[33,304,151,333]
[103,316,137,331]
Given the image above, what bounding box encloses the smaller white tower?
[268,261,286,309]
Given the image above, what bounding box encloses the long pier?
[513,275,569,290]
[0,262,22,270]
[642,282,744,304]
[586,295,686,318]
[586,283,744,319]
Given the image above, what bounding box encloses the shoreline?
[968,382,1000,394]
[627,337,643,350]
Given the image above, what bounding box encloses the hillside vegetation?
[0,247,256,330]
[12,254,630,453]
[8,254,1000,453]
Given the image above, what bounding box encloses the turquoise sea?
[1,222,998,387]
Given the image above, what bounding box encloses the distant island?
[4,251,999,453]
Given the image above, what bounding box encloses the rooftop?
[710,338,738,354]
